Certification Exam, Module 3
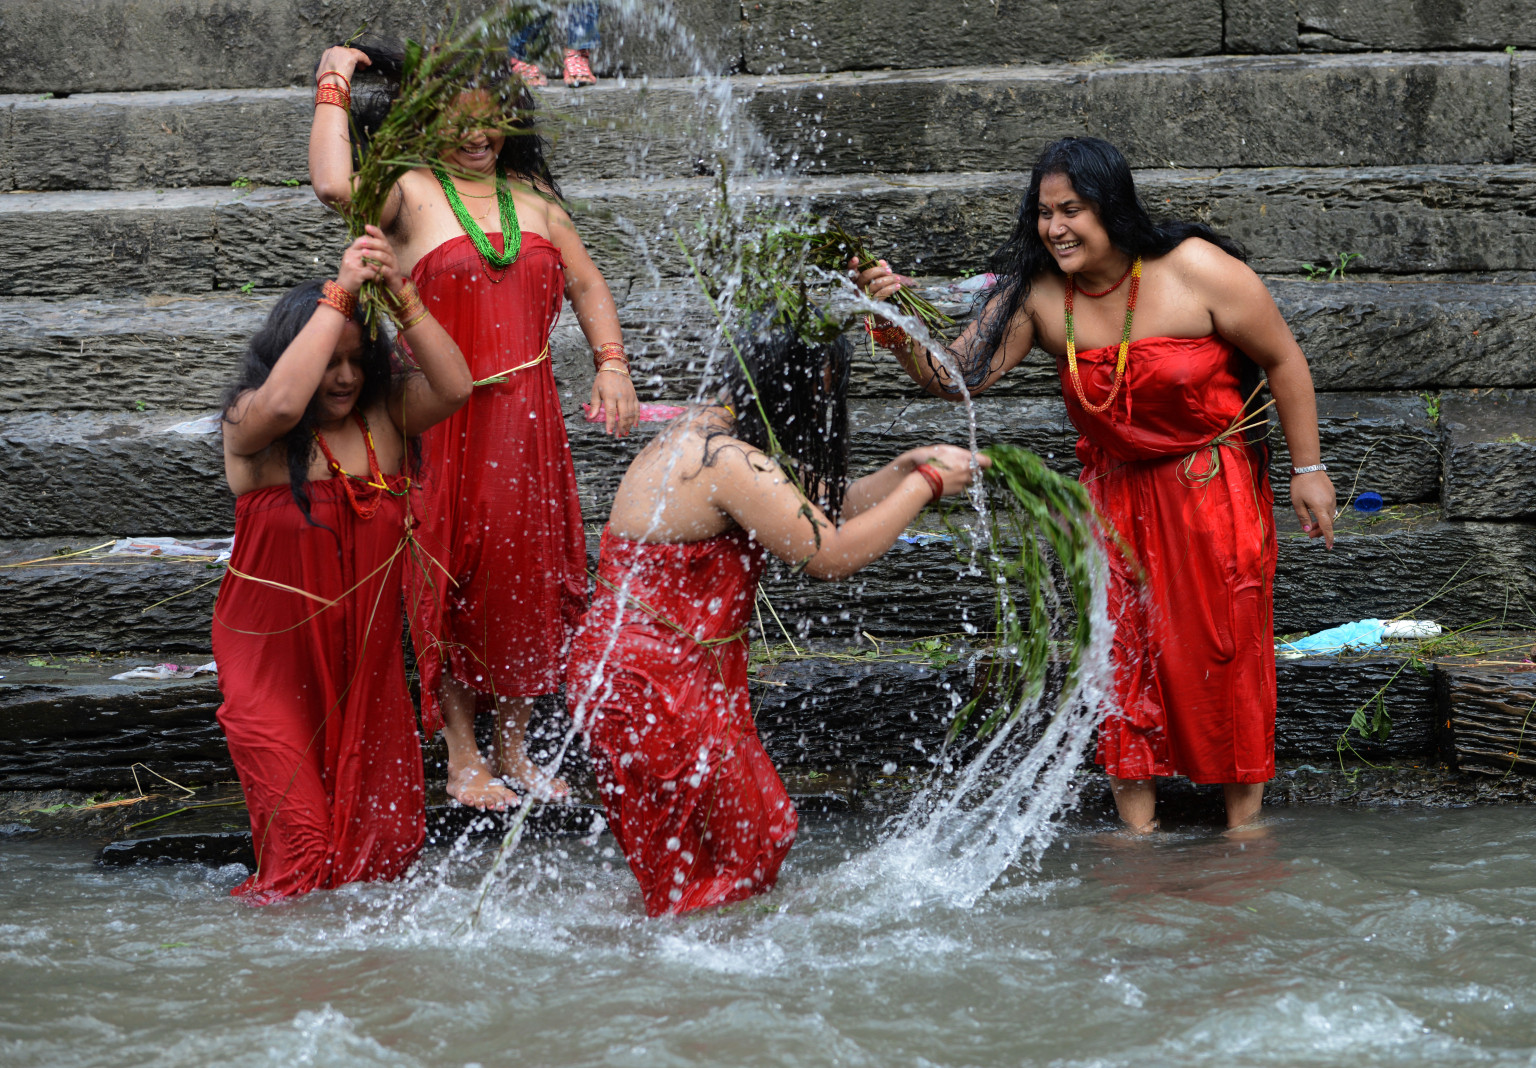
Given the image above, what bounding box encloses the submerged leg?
[441,675,519,809]
[495,695,571,802]
[1108,776,1159,834]
[1222,782,1265,830]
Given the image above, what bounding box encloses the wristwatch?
[1290,463,1328,476]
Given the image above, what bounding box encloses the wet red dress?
[566,527,798,917]
[213,422,424,903]
[1060,335,1277,784]
[406,232,588,732]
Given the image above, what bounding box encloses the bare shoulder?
[1165,237,1263,296]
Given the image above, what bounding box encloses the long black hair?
[340,36,562,199]
[965,137,1250,389]
[221,280,397,528]
[702,321,853,523]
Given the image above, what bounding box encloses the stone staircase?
[4,1,1536,824]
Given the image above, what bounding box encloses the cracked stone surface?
[1440,390,1536,521]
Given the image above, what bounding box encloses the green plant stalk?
[947,444,1103,740]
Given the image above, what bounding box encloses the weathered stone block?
[0,539,224,652]
[1516,53,1536,163]
[0,659,228,790]
[0,189,218,297]
[1439,664,1536,776]
[1268,391,1441,507]
[741,0,1222,74]
[1297,0,1536,51]
[0,0,735,94]
[1225,0,1299,53]
[1272,508,1536,633]
[1440,390,1536,520]
[3,411,234,538]
[1271,279,1536,392]
[751,53,1511,174]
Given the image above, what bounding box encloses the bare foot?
[497,752,571,803]
[1222,821,1272,841]
[447,755,520,810]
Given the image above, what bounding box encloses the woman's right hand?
[335,231,393,294]
[316,45,371,85]
[906,444,991,497]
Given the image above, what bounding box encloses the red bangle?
[864,315,908,351]
[315,82,351,111]
[914,463,945,503]
[317,279,357,319]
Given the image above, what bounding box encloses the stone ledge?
[0,0,739,94]
[8,167,1536,299]
[4,509,1533,653]
[1296,0,1536,52]
[6,280,1535,414]
[1,53,1516,192]
[1438,664,1536,776]
[5,391,1450,538]
[740,0,1222,74]
[0,648,1452,792]
[1440,390,1536,521]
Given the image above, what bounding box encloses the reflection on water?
[4,807,1536,1067]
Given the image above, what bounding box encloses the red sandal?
[509,57,547,87]
[563,48,596,87]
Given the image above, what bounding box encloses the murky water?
[6,806,1536,1067]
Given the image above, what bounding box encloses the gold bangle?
[597,365,631,377]
[398,307,430,330]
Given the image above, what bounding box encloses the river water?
[5,806,1536,1067]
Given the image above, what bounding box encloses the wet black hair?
[964,137,1251,390]
[703,321,853,523]
[221,280,397,528]
[338,36,562,199]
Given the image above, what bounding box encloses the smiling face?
[317,321,367,424]
[442,89,506,176]
[1036,172,1116,275]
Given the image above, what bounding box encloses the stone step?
[1295,1,1536,53]
[0,0,741,94]
[7,166,1536,301]
[0,645,1456,792]
[3,389,1446,538]
[6,280,1534,416]
[3,53,1522,192]
[0,0,1238,95]
[1440,390,1536,521]
[1438,662,1536,776]
[7,504,1534,653]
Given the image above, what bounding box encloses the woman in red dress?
[309,44,639,809]
[855,137,1336,834]
[216,229,471,902]
[567,327,988,916]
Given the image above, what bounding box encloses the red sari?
[566,527,798,917]
[406,232,588,732]
[1061,335,1277,784]
[212,424,424,903]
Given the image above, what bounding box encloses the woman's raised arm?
[711,442,987,580]
[307,46,404,231]
[851,259,1034,400]
[223,233,389,457]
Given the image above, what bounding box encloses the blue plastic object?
[1353,491,1384,513]
[1276,619,1387,655]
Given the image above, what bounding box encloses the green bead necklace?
[432,165,521,269]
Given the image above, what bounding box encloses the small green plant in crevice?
[1301,251,1361,281]
[1497,432,1527,444]
[281,178,301,187]
[1421,392,1441,424]
[133,400,146,412]
[230,176,254,192]
[238,281,256,294]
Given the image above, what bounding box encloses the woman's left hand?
[590,367,639,437]
[1291,471,1336,548]
[849,257,911,305]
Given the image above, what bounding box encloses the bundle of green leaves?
[343,3,559,322]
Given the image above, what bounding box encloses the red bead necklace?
[312,411,391,520]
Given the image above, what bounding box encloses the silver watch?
[1290,463,1328,476]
